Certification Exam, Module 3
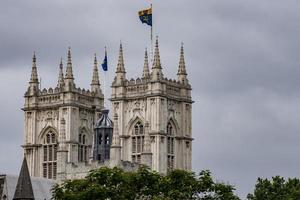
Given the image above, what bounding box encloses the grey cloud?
[0,0,299,198]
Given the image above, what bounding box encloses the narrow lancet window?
[42,131,57,179]
[132,121,144,164]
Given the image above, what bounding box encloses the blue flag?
[138,7,152,26]
[101,49,108,71]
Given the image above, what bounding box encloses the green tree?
[52,167,239,200]
[247,176,300,200]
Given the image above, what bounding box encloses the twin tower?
[23,38,193,180]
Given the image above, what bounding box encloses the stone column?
[141,122,152,168]
[110,114,121,167]
[56,118,68,181]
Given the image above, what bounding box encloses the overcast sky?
[1,0,300,198]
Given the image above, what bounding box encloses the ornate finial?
[33,51,36,63]
[94,53,97,64]
[142,48,150,79]
[67,47,71,58]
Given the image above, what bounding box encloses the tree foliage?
[247,176,300,200]
[51,166,239,200]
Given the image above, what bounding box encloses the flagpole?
[104,70,106,108]
[151,3,153,64]
[103,46,107,109]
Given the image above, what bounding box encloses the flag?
[101,49,108,71]
[138,7,152,26]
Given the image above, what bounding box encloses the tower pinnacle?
[65,47,74,80]
[29,52,39,84]
[177,43,188,84]
[64,47,75,90]
[27,52,39,96]
[91,53,101,93]
[57,58,64,88]
[114,42,126,84]
[151,37,163,80]
[142,48,150,79]
[116,43,125,73]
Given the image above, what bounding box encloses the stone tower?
[111,39,193,173]
[23,49,104,179]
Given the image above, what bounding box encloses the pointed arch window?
[78,132,88,162]
[42,131,57,179]
[132,121,144,164]
[167,122,175,171]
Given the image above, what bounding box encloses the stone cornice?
[112,77,191,90]
[22,102,103,112]
[110,94,193,104]
[119,135,130,139]
[175,136,194,141]
[22,144,42,148]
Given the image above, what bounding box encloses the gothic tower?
[111,39,193,173]
[23,49,104,179]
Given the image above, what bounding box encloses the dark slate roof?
[95,109,113,128]
[13,157,34,200]
[0,174,54,200]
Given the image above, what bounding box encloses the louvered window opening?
[78,133,88,162]
[167,122,175,171]
[42,131,57,179]
[132,122,144,164]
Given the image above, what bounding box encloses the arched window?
[132,121,144,164]
[42,131,57,179]
[78,132,88,162]
[167,122,175,171]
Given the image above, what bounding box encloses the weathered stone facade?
[23,39,193,181]
[23,50,104,180]
[111,39,193,174]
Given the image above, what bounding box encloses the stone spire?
[91,54,101,93]
[151,37,163,80]
[142,48,150,79]
[114,42,126,84]
[57,58,64,88]
[177,43,188,84]
[29,52,39,84]
[116,43,125,73]
[13,156,34,200]
[27,52,39,96]
[64,47,75,90]
[65,47,74,80]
